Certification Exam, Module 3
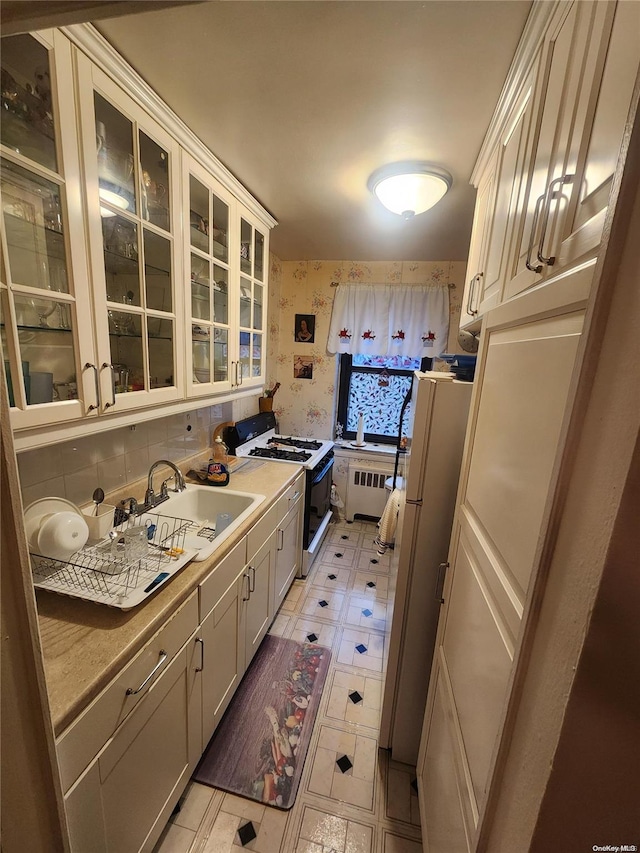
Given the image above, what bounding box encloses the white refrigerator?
[380,371,472,765]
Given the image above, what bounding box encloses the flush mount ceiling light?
[368,162,452,220]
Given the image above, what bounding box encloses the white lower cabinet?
[243,533,276,667]
[274,496,303,612]
[64,626,202,853]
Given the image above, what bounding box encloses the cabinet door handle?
[277,528,284,551]
[537,174,573,266]
[469,273,482,316]
[236,361,243,386]
[466,275,476,316]
[242,572,250,601]
[126,650,168,695]
[249,565,256,592]
[230,360,236,387]
[435,562,449,604]
[85,362,100,412]
[525,193,545,273]
[195,637,204,673]
[102,363,117,408]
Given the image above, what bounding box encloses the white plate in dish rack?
[24,497,85,552]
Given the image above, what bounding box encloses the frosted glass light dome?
[368,162,452,219]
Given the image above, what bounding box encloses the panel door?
[418,263,592,842]
[200,569,245,746]
[76,53,184,415]
[1,30,98,429]
[244,533,275,667]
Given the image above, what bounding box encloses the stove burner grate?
[268,436,323,451]
[249,447,312,462]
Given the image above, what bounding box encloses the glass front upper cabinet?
[185,157,234,395]
[1,31,96,428]
[238,214,266,385]
[77,56,182,412]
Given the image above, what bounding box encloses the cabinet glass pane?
[214,327,228,382]
[239,277,251,328]
[213,264,228,324]
[254,230,264,281]
[189,175,209,252]
[139,131,169,231]
[253,283,263,330]
[143,229,172,312]
[191,254,210,321]
[239,330,250,378]
[192,326,210,384]
[1,159,68,293]
[13,293,76,405]
[212,193,228,262]
[108,311,144,392]
[1,35,57,171]
[240,218,252,275]
[102,215,140,305]
[95,93,136,216]
[252,333,262,377]
[149,318,174,388]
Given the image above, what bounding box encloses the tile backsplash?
[17,401,244,509]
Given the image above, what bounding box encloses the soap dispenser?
[207,436,230,486]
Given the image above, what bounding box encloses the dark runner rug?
[194,635,331,810]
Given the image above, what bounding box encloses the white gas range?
[224,413,334,576]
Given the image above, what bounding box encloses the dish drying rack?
[31,511,203,610]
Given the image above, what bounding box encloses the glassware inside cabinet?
[191,254,210,321]
[212,192,228,262]
[192,324,210,384]
[254,229,264,281]
[1,35,57,171]
[189,175,209,253]
[94,93,136,216]
[144,229,172,312]
[240,218,252,275]
[139,131,169,231]
[213,264,228,324]
[1,159,68,293]
[102,214,140,304]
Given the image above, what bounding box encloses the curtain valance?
[327,283,449,357]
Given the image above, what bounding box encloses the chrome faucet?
[144,460,186,509]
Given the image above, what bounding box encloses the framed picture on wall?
[295,314,315,343]
[294,356,314,379]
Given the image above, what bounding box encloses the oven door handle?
[311,456,334,486]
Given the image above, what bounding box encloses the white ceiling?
[92,1,533,261]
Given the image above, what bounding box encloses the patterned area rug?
[194,635,331,810]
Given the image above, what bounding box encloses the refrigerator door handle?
[435,562,449,603]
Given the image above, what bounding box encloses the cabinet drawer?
[199,536,246,620]
[56,591,198,793]
[280,472,305,517]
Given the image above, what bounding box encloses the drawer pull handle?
[195,637,204,673]
[289,491,301,506]
[126,650,168,695]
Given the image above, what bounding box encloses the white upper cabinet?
[505,1,638,301]
[76,54,184,415]
[1,31,97,429]
[460,0,640,330]
[2,25,275,445]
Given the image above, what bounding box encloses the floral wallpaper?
[266,258,465,439]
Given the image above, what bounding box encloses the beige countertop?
[37,460,302,736]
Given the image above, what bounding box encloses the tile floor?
[154,518,422,853]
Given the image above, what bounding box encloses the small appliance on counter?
[224,412,334,576]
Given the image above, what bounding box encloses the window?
[336,353,430,444]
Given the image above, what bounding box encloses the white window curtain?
[327,283,449,357]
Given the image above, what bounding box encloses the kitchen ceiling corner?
[92,2,531,261]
